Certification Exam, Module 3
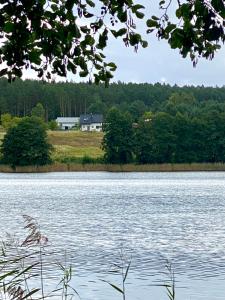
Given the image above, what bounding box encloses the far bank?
[1,163,225,173]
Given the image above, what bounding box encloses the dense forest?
[1,78,225,121]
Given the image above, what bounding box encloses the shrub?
[48,120,58,130]
[1,113,22,130]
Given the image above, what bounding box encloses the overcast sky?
[104,36,225,87]
[102,0,225,87]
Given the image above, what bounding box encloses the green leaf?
[29,50,41,65]
[95,54,103,62]
[86,0,95,7]
[132,4,145,11]
[13,263,39,280]
[123,260,131,282]
[85,34,95,45]
[111,28,127,38]
[21,288,40,300]
[0,269,18,281]
[0,69,7,77]
[102,280,124,294]
[107,62,117,71]
[84,12,94,18]
[159,0,166,6]
[141,40,148,48]
[4,22,14,33]
[146,19,158,27]
[129,33,141,46]
[136,11,145,19]
[79,70,89,77]
[152,15,159,20]
[165,23,176,33]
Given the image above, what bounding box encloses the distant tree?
[128,100,147,121]
[48,120,58,131]
[1,114,22,130]
[87,100,107,115]
[10,117,22,128]
[134,118,154,164]
[203,111,225,162]
[1,113,12,130]
[173,112,193,163]
[1,117,52,167]
[0,97,8,115]
[102,107,134,164]
[165,92,197,116]
[142,111,153,121]
[31,103,45,121]
[168,92,196,106]
[190,117,209,162]
[149,112,176,163]
[119,102,130,113]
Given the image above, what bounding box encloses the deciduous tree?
[102,107,134,163]
[1,117,52,167]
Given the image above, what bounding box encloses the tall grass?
[0,215,78,300]
[103,249,131,300]
[0,162,225,173]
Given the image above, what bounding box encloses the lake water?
[1,171,225,300]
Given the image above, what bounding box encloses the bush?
[1,113,22,130]
[48,120,58,130]
[55,156,104,165]
[81,155,103,164]
[1,117,53,167]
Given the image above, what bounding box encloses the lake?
[1,171,225,300]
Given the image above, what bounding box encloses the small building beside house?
[56,117,80,130]
[80,114,103,132]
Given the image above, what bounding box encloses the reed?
[0,215,78,300]
[1,162,225,173]
[103,250,131,300]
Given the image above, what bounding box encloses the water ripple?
[1,171,225,299]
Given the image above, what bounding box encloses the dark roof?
[80,114,103,125]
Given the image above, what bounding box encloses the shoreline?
[1,162,225,173]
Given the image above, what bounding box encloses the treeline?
[103,94,225,164]
[1,78,225,121]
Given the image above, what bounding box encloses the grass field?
[48,130,104,161]
[0,130,104,162]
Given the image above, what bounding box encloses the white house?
[80,114,103,132]
[56,117,80,130]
